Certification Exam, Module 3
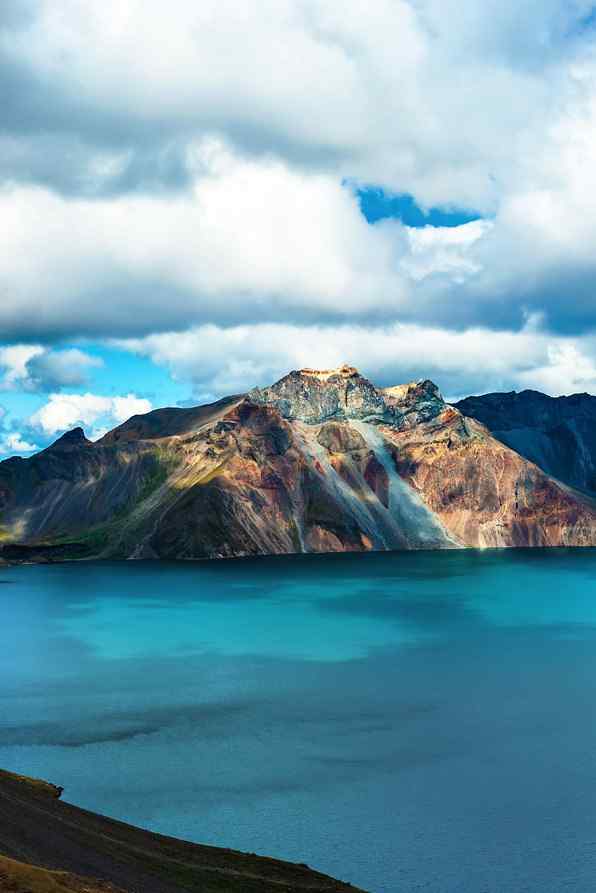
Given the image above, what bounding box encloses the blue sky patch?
[83,344,183,405]
[356,187,483,228]
[576,6,596,33]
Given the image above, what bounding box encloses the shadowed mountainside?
[0,770,366,893]
[456,389,596,494]
[2,365,596,560]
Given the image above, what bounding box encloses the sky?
[2,0,596,454]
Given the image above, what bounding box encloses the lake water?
[2,549,596,892]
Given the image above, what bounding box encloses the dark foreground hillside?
[0,770,366,893]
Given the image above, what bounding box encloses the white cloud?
[29,392,152,437]
[0,0,595,357]
[1,92,596,341]
[3,0,593,208]
[402,220,492,282]
[121,319,596,401]
[0,345,102,392]
[0,345,45,389]
[0,432,39,456]
[516,343,596,394]
[0,146,417,339]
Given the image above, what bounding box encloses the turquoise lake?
[3,549,596,892]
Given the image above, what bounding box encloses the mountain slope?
[383,405,596,548]
[456,390,596,494]
[2,366,596,561]
[0,769,365,893]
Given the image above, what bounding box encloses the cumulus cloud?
[515,342,596,394]
[29,392,152,437]
[25,348,103,391]
[0,0,596,399]
[121,318,596,402]
[0,146,419,340]
[0,0,593,206]
[0,401,39,456]
[402,220,491,282]
[0,345,102,392]
[0,431,39,456]
[0,345,44,389]
[2,89,596,340]
[1,122,594,342]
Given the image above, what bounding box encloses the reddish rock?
[383,410,596,548]
[363,453,390,508]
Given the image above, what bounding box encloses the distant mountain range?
[2,365,596,562]
[455,389,596,493]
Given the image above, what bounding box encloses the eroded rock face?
[250,366,449,432]
[317,421,367,453]
[363,454,390,508]
[382,407,596,548]
[2,366,596,560]
[384,379,446,428]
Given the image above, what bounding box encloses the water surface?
[2,549,596,892]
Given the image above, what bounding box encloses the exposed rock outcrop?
[47,427,91,450]
[383,379,446,428]
[249,364,398,424]
[382,405,596,548]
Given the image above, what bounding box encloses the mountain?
[0,769,365,893]
[2,365,596,562]
[455,389,596,495]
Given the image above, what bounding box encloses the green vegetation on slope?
[0,854,124,893]
[32,449,183,560]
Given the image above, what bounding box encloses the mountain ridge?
[2,366,596,561]
[456,388,596,494]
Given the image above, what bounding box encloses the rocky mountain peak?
[383,379,446,427]
[298,364,361,381]
[248,365,392,424]
[248,366,447,427]
[46,426,91,450]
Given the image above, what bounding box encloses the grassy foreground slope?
[0,770,366,893]
[0,853,126,892]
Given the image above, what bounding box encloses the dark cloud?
[24,349,101,391]
[0,15,345,200]
[0,132,192,198]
